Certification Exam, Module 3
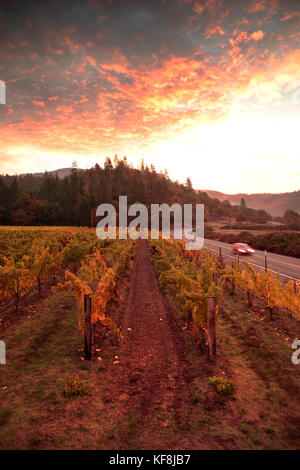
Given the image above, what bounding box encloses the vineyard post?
[207,296,216,362]
[37,277,41,296]
[15,277,20,313]
[219,247,222,262]
[267,280,273,320]
[265,251,268,272]
[231,262,235,294]
[84,294,93,360]
[294,280,297,295]
[247,290,252,308]
[91,209,94,228]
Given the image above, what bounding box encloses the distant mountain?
[20,168,82,179]
[199,189,300,217]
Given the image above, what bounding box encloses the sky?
[0,0,300,194]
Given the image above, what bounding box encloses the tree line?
[0,156,273,226]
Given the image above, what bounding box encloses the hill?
[200,190,300,217]
[0,158,272,226]
[19,168,83,179]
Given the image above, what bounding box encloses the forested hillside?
[0,156,272,226]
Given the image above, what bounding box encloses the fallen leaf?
[113,361,120,364]
[162,422,168,427]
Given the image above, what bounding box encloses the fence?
[205,245,300,285]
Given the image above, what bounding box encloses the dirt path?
[110,239,197,448]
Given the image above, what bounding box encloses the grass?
[214,289,300,449]
[63,377,89,398]
[163,282,300,450]
[208,376,235,396]
[0,290,122,449]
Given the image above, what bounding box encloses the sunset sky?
[0,0,299,193]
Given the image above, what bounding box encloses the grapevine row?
[54,238,135,345]
[0,227,111,311]
[149,238,300,357]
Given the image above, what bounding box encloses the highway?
[203,238,300,283]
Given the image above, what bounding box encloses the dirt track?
[112,239,198,448]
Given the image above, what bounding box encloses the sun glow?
[144,106,300,194]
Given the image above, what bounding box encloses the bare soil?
[104,239,210,449]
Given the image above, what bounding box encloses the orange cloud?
[251,30,264,41]
[205,26,226,38]
[3,46,296,163]
[87,56,97,66]
[247,1,267,13]
[281,12,300,22]
[193,2,205,14]
[32,101,45,107]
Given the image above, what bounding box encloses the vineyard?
[150,238,300,357]
[0,227,134,313]
[0,229,299,450]
[0,227,98,312]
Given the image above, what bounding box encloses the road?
[203,238,300,283]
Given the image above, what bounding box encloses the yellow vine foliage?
[151,239,222,328]
[0,226,115,305]
[226,259,300,317]
[152,237,300,325]
[53,240,134,338]
[0,255,35,302]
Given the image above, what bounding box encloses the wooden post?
[37,277,41,296]
[15,277,19,314]
[207,296,216,362]
[265,250,268,272]
[231,262,235,294]
[294,280,297,295]
[219,247,222,261]
[247,290,252,308]
[84,294,93,360]
[91,209,94,228]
